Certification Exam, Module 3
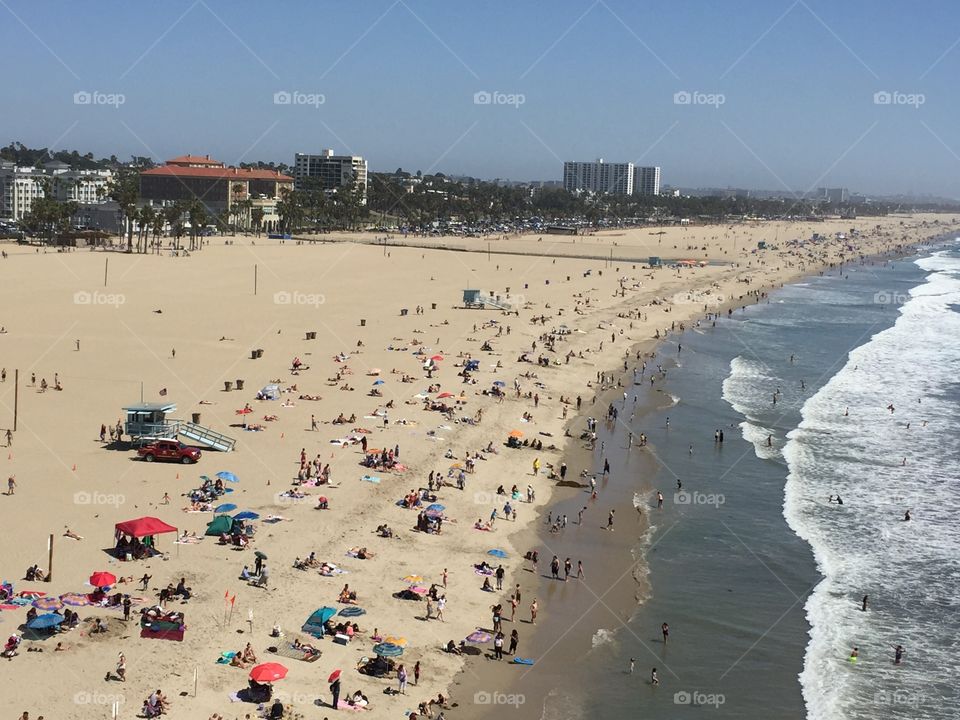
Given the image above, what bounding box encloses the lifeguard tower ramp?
[179,422,236,452]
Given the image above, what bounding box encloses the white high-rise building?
[563,159,634,195]
[0,160,113,222]
[294,150,368,203]
[632,166,661,196]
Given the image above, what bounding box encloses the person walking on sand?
[577,560,584,579]
[494,631,504,660]
[7,475,15,495]
[329,675,341,709]
[115,652,126,682]
[508,629,519,655]
[397,664,407,694]
[629,658,635,674]
[436,595,446,622]
[657,491,664,509]
[661,622,669,645]
[651,667,659,685]
[414,660,421,685]
[532,458,540,475]
[5,429,11,448]
[311,415,318,431]
[607,509,615,530]
[530,599,538,624]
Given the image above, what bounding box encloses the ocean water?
[541,242,960,719]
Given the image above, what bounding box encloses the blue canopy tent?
[302,607,337,638]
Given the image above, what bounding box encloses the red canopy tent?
[115,517,177,538]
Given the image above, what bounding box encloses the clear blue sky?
[3,0,959,197]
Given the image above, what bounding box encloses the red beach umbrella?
[327,669,342,683]
[250,662,288,683]
[436,392,453,399]
[430,354,444,361]
[89,571,117,588]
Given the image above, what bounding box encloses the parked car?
[137,440,201,464]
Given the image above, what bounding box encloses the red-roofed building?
[140,155,293,230]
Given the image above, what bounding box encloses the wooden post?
[13,369,18,432]
[47,533,53,582]
[193,666,199,697]
[104,257,109,287]
[254,264,258,296]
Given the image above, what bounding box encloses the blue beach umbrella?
[233,511,260,521]
[214,503,237,513]
[487,549,508,558]
[493,381,506,387]
[338,606,366,617]
[373,379,385,385]
[426,503,445,513]
[27,612,64,630]
[373,642,404,657]
[216,471,239,483]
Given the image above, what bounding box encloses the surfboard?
[512,657,535,665]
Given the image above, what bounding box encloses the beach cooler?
[333,633,350,645]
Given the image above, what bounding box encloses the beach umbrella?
[233,511,260,521]
[59,593,91,607]
[373,642,404,657]
[368,368,381,375]
[465,630,492,644]
[327,669,342,683]
[384,636,407,647]
[216,471,239,483]
[89,571,117,588]
[401,575,424,584]
[430,354,444,361]
[214,503,237,513]
[424,508,444,518]
[436,392,453,399]
[31,597,63,611]
[339,606,366,617]
[487,549,508,558]
[254,551,268,560]
[493,381,506,387]
[372,379,385,385]
[235,407,253,415]
[249,662,288,683]
[508,429,523,438]
[426,503,445,513]
[27,612,64,630]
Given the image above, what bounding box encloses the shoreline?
[441,228,958,720]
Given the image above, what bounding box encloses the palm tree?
[107,167,141,252]
[187,201,208,251]
[251,207,265,237]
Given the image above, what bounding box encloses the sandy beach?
[0,214,953,720]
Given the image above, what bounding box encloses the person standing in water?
[893,645,904,664]
[861,595,868,612]
[661,623,669,645]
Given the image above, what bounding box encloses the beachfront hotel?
[139,155,294,225]
[561,159,662,197]
[0,160,113,222]
[293,150,368,203]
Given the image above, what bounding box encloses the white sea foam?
[782,249,960,719]
[591,628,616,649]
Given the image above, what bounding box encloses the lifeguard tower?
[122,401,236,452]
[462,289,514,310]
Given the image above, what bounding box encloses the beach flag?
[72,464,77,472]
[230,595,236,606]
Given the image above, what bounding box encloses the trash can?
[360,319,366,327]
[256,349,264,358]
[400,308,408,316]
[224,381,233,392]
[431,302,437,310]
[251,349,258,359]
[192,412,201,424]
[236,379,244,391]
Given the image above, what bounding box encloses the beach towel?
[271,643,321,662]
[336,700,367,711]
[512,657,535,665]
[360,475,381,484]
[216,651,237,664]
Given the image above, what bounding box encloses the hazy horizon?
[3,1,959,197]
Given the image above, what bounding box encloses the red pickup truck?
[137,440,202,464]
